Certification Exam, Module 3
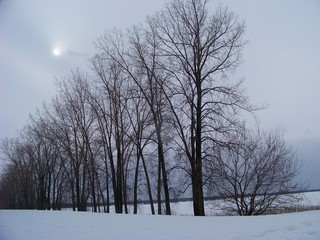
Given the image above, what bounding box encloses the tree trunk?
[133,148,140,214]
[141,154,155,215]
[193,81,205,216]
[191,167,205,216]
[155,123,171,215]
[157,158,162,215]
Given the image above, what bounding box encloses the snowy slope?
[0,210,319,240]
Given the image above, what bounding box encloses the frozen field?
[0,210,319,240]
[0,191,319,240]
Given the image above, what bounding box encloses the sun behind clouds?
[52,47,61,56]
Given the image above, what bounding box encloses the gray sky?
[0,0,319,189]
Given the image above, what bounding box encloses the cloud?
[66,49,87,58]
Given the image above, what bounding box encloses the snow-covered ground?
[1,210,319,240]
[0,191,319,240]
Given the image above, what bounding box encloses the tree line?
[0,0,302,216]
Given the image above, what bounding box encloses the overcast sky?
[0,0,319,189]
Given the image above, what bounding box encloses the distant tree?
[0,162,23,209]
[0,114,66,210]
[33,109,70,210]
[0,144,16,210]
[207,128,303,215]
[19,124,59,210]
[44,71,98,211]
[0,138,36,209]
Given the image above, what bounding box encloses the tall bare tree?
[146,0,252,215]
[95,26,173,215]
[123,88,156,214]
[91,56,134,213]
[42,71,97,211]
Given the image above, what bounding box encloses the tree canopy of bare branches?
[207,128,303,215]
[0,0,302,216]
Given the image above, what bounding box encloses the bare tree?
[123,88,156,214]
[0,0,268,216]
[0,113,66,210]
[91,56,134,213]
[19,122,60,210]
[0,138,36,209]
[145,0,252,215]
[88,89,112,213]
[0,163,20,209]
[94,27,173,215]
[41,71,98,211]
[207,128,303,215]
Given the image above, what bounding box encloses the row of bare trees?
[0,0,302,215]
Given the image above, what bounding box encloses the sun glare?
[52,47,61,56]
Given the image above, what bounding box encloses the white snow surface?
[0,210,319,240]
[1,191,319,240]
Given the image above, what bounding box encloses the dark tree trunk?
[133,149,140,214]
[141,154,155,215]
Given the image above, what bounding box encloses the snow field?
[0,191,319,240]
[0,210,319,240]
